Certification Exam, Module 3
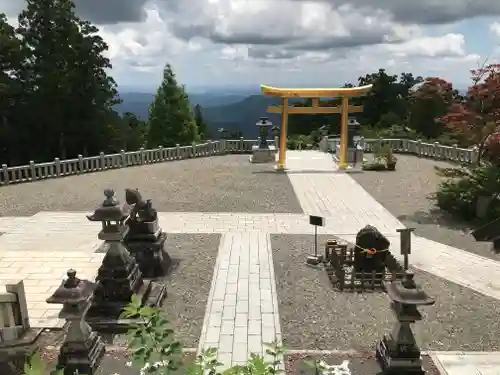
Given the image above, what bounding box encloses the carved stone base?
[250,145,276,163]
[57,331,105,375]
[125,232,172,278]
[86,280,167,333]
[376,336,425,375]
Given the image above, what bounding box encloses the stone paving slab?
[2,211,500,327]
[0,216,31,232]
[431,351,500,375]
[198,232,282,369]
[9,211,401,238]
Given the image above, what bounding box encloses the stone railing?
[326,137,479,164]
[0,138,278,186]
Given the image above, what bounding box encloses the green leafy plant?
[23,351,58,375]
[21,296,291,375]
[121,294,184,374]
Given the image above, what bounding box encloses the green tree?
[194,104,208,139]
[16,0,120,160]
[148,64,199,147]
[408,78,453,139]
[121,112,148,150]
[357,69,419,127]
[0,14,24,164]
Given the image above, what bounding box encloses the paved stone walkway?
[0,150,499,372]
[198,232,281,367]
[431,351,500,375]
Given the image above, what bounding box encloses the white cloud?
[1,0,496,89]
[491,22,500,37]
[383,34,467,58]
[98,8,193,72]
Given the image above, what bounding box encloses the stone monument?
[123,188,171,278]
[46,269,105,375]
[354,225,391,274]
[376,272,435,374]
[250,117,276,163]
[86,189,166,332]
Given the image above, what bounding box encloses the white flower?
[318,359,351,375]
[139,360,171,375]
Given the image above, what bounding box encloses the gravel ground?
[350,154,500,260]
[161,233,220,348]
[272,234,500,351]
[0,156,302,216]
[34,351,197,375]
[36,233,220,351]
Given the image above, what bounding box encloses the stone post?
[46,269,105,375]
[376,272,435,374]
[396,228,414,270]
[85,189,166,332]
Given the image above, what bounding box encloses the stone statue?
[123,188,171,277]
[354,225,391,273]
[125,188,157,222]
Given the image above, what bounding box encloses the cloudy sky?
[2,0,500,92]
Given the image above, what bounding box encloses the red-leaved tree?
[438,63,500,165]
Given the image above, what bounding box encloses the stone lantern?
[250,118,277,163]
[256,117,272,149]
[319,125,329,137]
[218,127,229,140]
[376,272,435,375]
[46,269,105,375]
[271,125,280,138]
[86,189,166,331]
[271,125,280,148]
[347,117,361,148]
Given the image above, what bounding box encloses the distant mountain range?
[116,91,289,138]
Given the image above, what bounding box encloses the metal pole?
[314,225,318,257]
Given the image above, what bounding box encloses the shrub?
[432,164,500,222]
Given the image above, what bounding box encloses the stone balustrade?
[0,135,480,186]
[327,137,479,164]
[0,137,278,185]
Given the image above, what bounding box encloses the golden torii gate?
[260,84,373,170]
